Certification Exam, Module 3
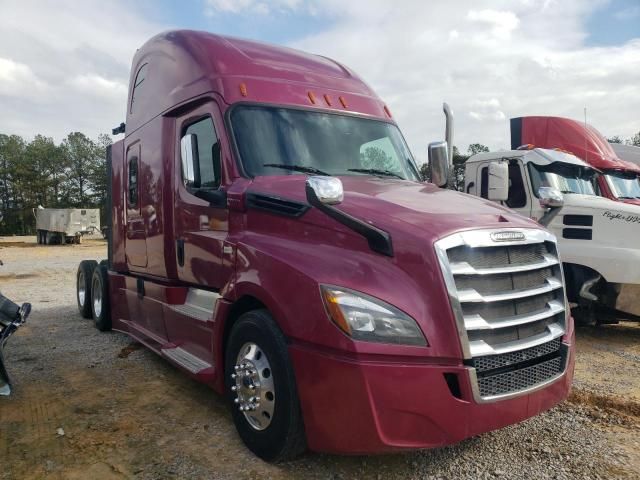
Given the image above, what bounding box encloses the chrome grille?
[435,229,568,402]
[473,338,562,372]
[478,356,564,397]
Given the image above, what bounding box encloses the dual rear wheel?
[76,260,111,331]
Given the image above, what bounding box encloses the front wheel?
[225,309,306,462]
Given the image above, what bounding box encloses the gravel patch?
[0,237,638,479]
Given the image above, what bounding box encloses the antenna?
[584,107,588,163]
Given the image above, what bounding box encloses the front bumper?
[289,336,574,454]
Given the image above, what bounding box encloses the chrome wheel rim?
[92,276,102,318]
[78,271,86,306]
[231,342,275,431]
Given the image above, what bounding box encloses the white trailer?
[610,142,640,167]
[35,207,100,245]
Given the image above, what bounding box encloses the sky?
[0,0,639,162]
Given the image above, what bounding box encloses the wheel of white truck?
[91,264,111,331]
[225,309,306,462]
[76,260,97,319]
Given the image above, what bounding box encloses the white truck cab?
[465,147,640,322]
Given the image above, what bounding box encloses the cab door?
[173,100,233,290]
[477,159,532,217]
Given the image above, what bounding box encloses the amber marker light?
[323,94,332,106]
[239,83,248,97]
[338,96,348,108]
[383,105,392,118]
[321,287,352,335]
[308,91,317,104]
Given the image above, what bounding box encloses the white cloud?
[0,0,160,141]
[291,0,640,160]
[204,0,304,15]
[613,5,640,20]
[0,57,49,97]
[0,0,638,161]
[467,9,520,39]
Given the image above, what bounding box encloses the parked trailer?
[76,30,574,461]
[35,207,100,245]
[610,142,640,167]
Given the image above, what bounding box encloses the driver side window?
[182,117,221,189]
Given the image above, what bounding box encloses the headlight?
[320,285,427,346]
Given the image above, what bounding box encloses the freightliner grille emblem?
[490,231,526,242]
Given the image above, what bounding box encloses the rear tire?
[225,309,306,462]
[91,265,111,331]
[76,260,97,318]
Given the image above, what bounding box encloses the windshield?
[604,172,640,199]
[230,105,420,181]
[528,162,596,196]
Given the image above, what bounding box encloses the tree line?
[1,128,638,236]
[0,133,111,235]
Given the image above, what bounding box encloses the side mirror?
[487,161,509,201]
[538,187,564,208]
[306,176,344,205]
[428,141,449,188]
[180,134,201,188]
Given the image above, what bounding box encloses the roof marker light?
[323,94,332,106]
[516,144,535,150]
[239,83,248,97]
[339,96,348,108]
[308,91,317,104]
[383,105,392,118]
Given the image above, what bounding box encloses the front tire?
[225,309,306,462]
[76,260,97,318]
[91,264,111,331]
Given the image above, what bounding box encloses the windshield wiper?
[263,163,330,176]
[348,168,404,179]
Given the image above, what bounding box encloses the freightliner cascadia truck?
[76,30,574,461]
[465,146,640,324]
[511,116,640,206]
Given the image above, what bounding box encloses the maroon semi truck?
[77,30,575,460]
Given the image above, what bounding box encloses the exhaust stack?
[443,102,454,165]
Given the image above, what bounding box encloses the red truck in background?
[511,116,640,205]
[76,30,574,461]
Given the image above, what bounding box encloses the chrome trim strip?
[162,346,212,373]
[469,322,565,357]
[464,300,565,330]
[450,253,559,276]
[468,343,569,403]
[457,277,563,303]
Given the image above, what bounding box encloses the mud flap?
[616,284,640,317]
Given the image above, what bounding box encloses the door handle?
[176,239,185,267]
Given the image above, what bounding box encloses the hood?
[247,175,540,242]
[562,193,640,215]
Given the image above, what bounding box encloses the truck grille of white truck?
[435,229,568,402]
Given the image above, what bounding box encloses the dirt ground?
[0,236,639,479]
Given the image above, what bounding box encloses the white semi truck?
[34,207,100,245]
[464,146,640,323]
